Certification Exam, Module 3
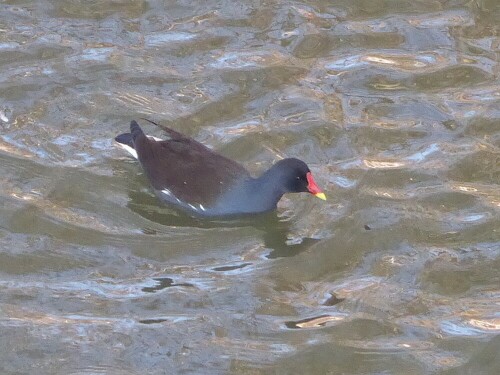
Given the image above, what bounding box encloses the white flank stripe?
[147,135,163,141]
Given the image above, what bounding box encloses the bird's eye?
[296,176,301,180]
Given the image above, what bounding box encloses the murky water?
[1,0,499,374]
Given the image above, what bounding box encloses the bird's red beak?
[306,172,326,200]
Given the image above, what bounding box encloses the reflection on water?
[1,0,499,374]
[125,175,323,259]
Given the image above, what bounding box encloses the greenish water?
[0,0,499,374]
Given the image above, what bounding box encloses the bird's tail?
[114,132,133,146]
[130,120,145,142]
[114,120,145,147]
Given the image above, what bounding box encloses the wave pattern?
[0,0,499,374]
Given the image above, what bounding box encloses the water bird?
[115,120,326,217]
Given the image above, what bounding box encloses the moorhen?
[115,120,326,217]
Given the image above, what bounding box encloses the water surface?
[0,0,499,374]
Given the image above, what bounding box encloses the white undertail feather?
[116,142,138,159]
[115,135,163,160]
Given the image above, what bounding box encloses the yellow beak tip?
[314,192,327,201]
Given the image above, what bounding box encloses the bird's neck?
[251,167,289,206]
[213,165,290,215]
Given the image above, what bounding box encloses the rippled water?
[1,0,499,374]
